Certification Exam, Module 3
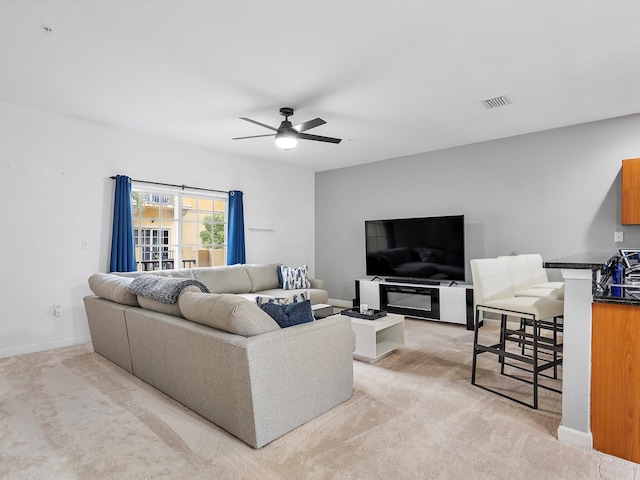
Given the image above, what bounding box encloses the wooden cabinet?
[622,158,640,224]
[591,302,640,463]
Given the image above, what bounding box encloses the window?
[131,185,227,271]
[135,228,170,261]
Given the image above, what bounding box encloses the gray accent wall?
[315,114,640,303]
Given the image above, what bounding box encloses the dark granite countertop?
[593,294,640,305]
[544,252,640,305]
[543,252,613,270]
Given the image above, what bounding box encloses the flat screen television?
[365,215,465,283]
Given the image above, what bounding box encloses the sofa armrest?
[244,315,354,448]
[308,278,323,289]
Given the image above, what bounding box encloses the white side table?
[346,313,405,363]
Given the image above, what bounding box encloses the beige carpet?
[1,319,638,480]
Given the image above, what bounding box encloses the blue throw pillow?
[259,300,315,328]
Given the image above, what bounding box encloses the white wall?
[0,101,315,358]
[315,114,640,303]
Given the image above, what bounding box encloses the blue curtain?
[109,175,137,272]
[227,190,246,265]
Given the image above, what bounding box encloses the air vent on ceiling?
[482,95,512,109]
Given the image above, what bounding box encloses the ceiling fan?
[232,107,342,150]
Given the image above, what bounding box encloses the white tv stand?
[355,278,474,330]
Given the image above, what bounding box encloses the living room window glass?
[131,185,227,271]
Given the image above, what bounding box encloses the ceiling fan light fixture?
[275,131,297,149]
[233,107,341,148]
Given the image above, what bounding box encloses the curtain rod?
[110,176,229,195]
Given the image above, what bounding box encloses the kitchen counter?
[543,253,611,451]
[544,252,640,305]
[543,252,612,271]
[561,252,640,462]
[595,294,640,304]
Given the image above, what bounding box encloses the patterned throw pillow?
[277,265,311,290]
[255,291,309,306]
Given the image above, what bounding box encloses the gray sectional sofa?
[83,263,354,449]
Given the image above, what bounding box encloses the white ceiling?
[2,1,640,172]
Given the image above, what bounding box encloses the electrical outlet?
[615,231,624,243]
[54,304,62,317]
[82,239,90,249]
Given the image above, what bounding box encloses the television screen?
[365,215,465,282]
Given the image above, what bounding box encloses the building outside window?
[134,228,171,261]
[131,185,227,271]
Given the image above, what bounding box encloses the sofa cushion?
[244,264,280,292]
[179,291,280,336]
[155,269,196,279]
[115,269,195,279]
[277,265,311,290]
[136,285,202,318]
[137,296,181,317]
[88,273,139,307]
[191,265,253,294]
[255,291,309,305]
[259,300,315,328]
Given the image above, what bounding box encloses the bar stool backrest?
[470,257,515,306]
[499,254,549,291]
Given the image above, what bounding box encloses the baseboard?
[0,335,92,359]
[328,298,351,308]
[557,425,593,450]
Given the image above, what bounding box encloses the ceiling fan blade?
[298,132,342,144]
[232,134,276,140]
[293,117,326,133]
[239,117,278,132]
